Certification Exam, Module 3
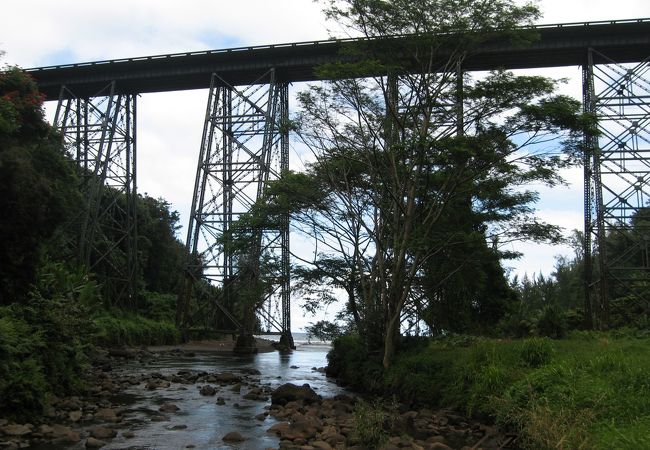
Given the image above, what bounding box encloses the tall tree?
[0,67,80,303]
[289,0,593,367]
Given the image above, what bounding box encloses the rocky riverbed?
[0,343,518,449]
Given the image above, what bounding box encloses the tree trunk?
[382,313,400,368]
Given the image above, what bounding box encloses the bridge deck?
[25,18,650,99]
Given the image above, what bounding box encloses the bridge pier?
[54,82,138,305]
[583,49,650,328]
[179,70,293,345]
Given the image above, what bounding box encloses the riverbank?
[327,331,650,449]
[147,336,277,354]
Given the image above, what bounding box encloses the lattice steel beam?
[584,49,650,327]
[54,83,138,305]
[178,71,292,347]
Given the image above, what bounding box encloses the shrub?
[535,305,568,338]
[519,337,554,368]
[351,399,398,449]
[327,335,383,391]
[93,311,180,346]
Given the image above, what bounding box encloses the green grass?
[331,332,650,449]
[93,310,180,346]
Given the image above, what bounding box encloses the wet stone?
[200,385,217,396]
[222,431,246,442]
[85,437,106,448]
[158,404,180,413]
[89,426,116,440]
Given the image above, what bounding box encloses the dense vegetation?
[0,66,184,418]
[328,331,650,449]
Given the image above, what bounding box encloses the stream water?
[97,343,341,450]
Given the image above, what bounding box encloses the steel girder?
[583,49,650,327]
[179,70,292,344]
[54,82,138,305]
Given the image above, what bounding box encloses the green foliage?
[331,334,650,449]
[352,400,392,449]
[305,320,344,342]
[327,334,384,391]
[93,310,180,347]
[535,305,568,338]
[0,290,90,419]
[0,68,81,304]
[0,312,48,417]
[518,337,554,367]
[137,196,185,295]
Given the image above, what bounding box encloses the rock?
[68,410,82,422]
[267,422,291,435]
[49,424,80,443]
[0,424,31,437]
[231,383,242,393]
[216,398,226,405]
[150,415,168,422]
[158,404,180,413]
[426,443,453,450]
[290,365,299,369]
[89,426,117,440]
[95,408,119,423]
[145,379,171,390]
[200,385,217,396]
[241,368,261,375]
[122,431,135,438]
[311,441,334,450]
[222,431,246,442]
[216,372,241,383]
[85,437,106,448]
[167,424,188,430]
[255,413,267,421]
[58,397,82,410]
[243,387,265,400]
[271,383,320,406]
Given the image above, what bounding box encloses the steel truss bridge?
[26,18,650,341]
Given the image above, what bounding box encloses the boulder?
[200,385,217,396]
[49,424,80,443]
[271,383,320,406]
[216,372,241,383]
[95,408,119,423]
[158,404,180,413]
[0,424,31,436]
[89,426,116,440]
[222,431,246,442]
[85,437,106,448]
[68,410,82,422]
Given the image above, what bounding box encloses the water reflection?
[100,344,340,450]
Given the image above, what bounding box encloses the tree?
[287,0,593,367]
[306,320,344,342]
[0,67,80,304]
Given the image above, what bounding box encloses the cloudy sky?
[2,0,648,330]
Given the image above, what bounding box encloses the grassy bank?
[0,295,180,419]
[328,332,650,449]
[93,309,180,347]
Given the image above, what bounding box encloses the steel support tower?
[54,83,138,305]
[583,49,650,327]
[178,70,293,349]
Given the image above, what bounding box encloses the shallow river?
[99,343,341,450]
